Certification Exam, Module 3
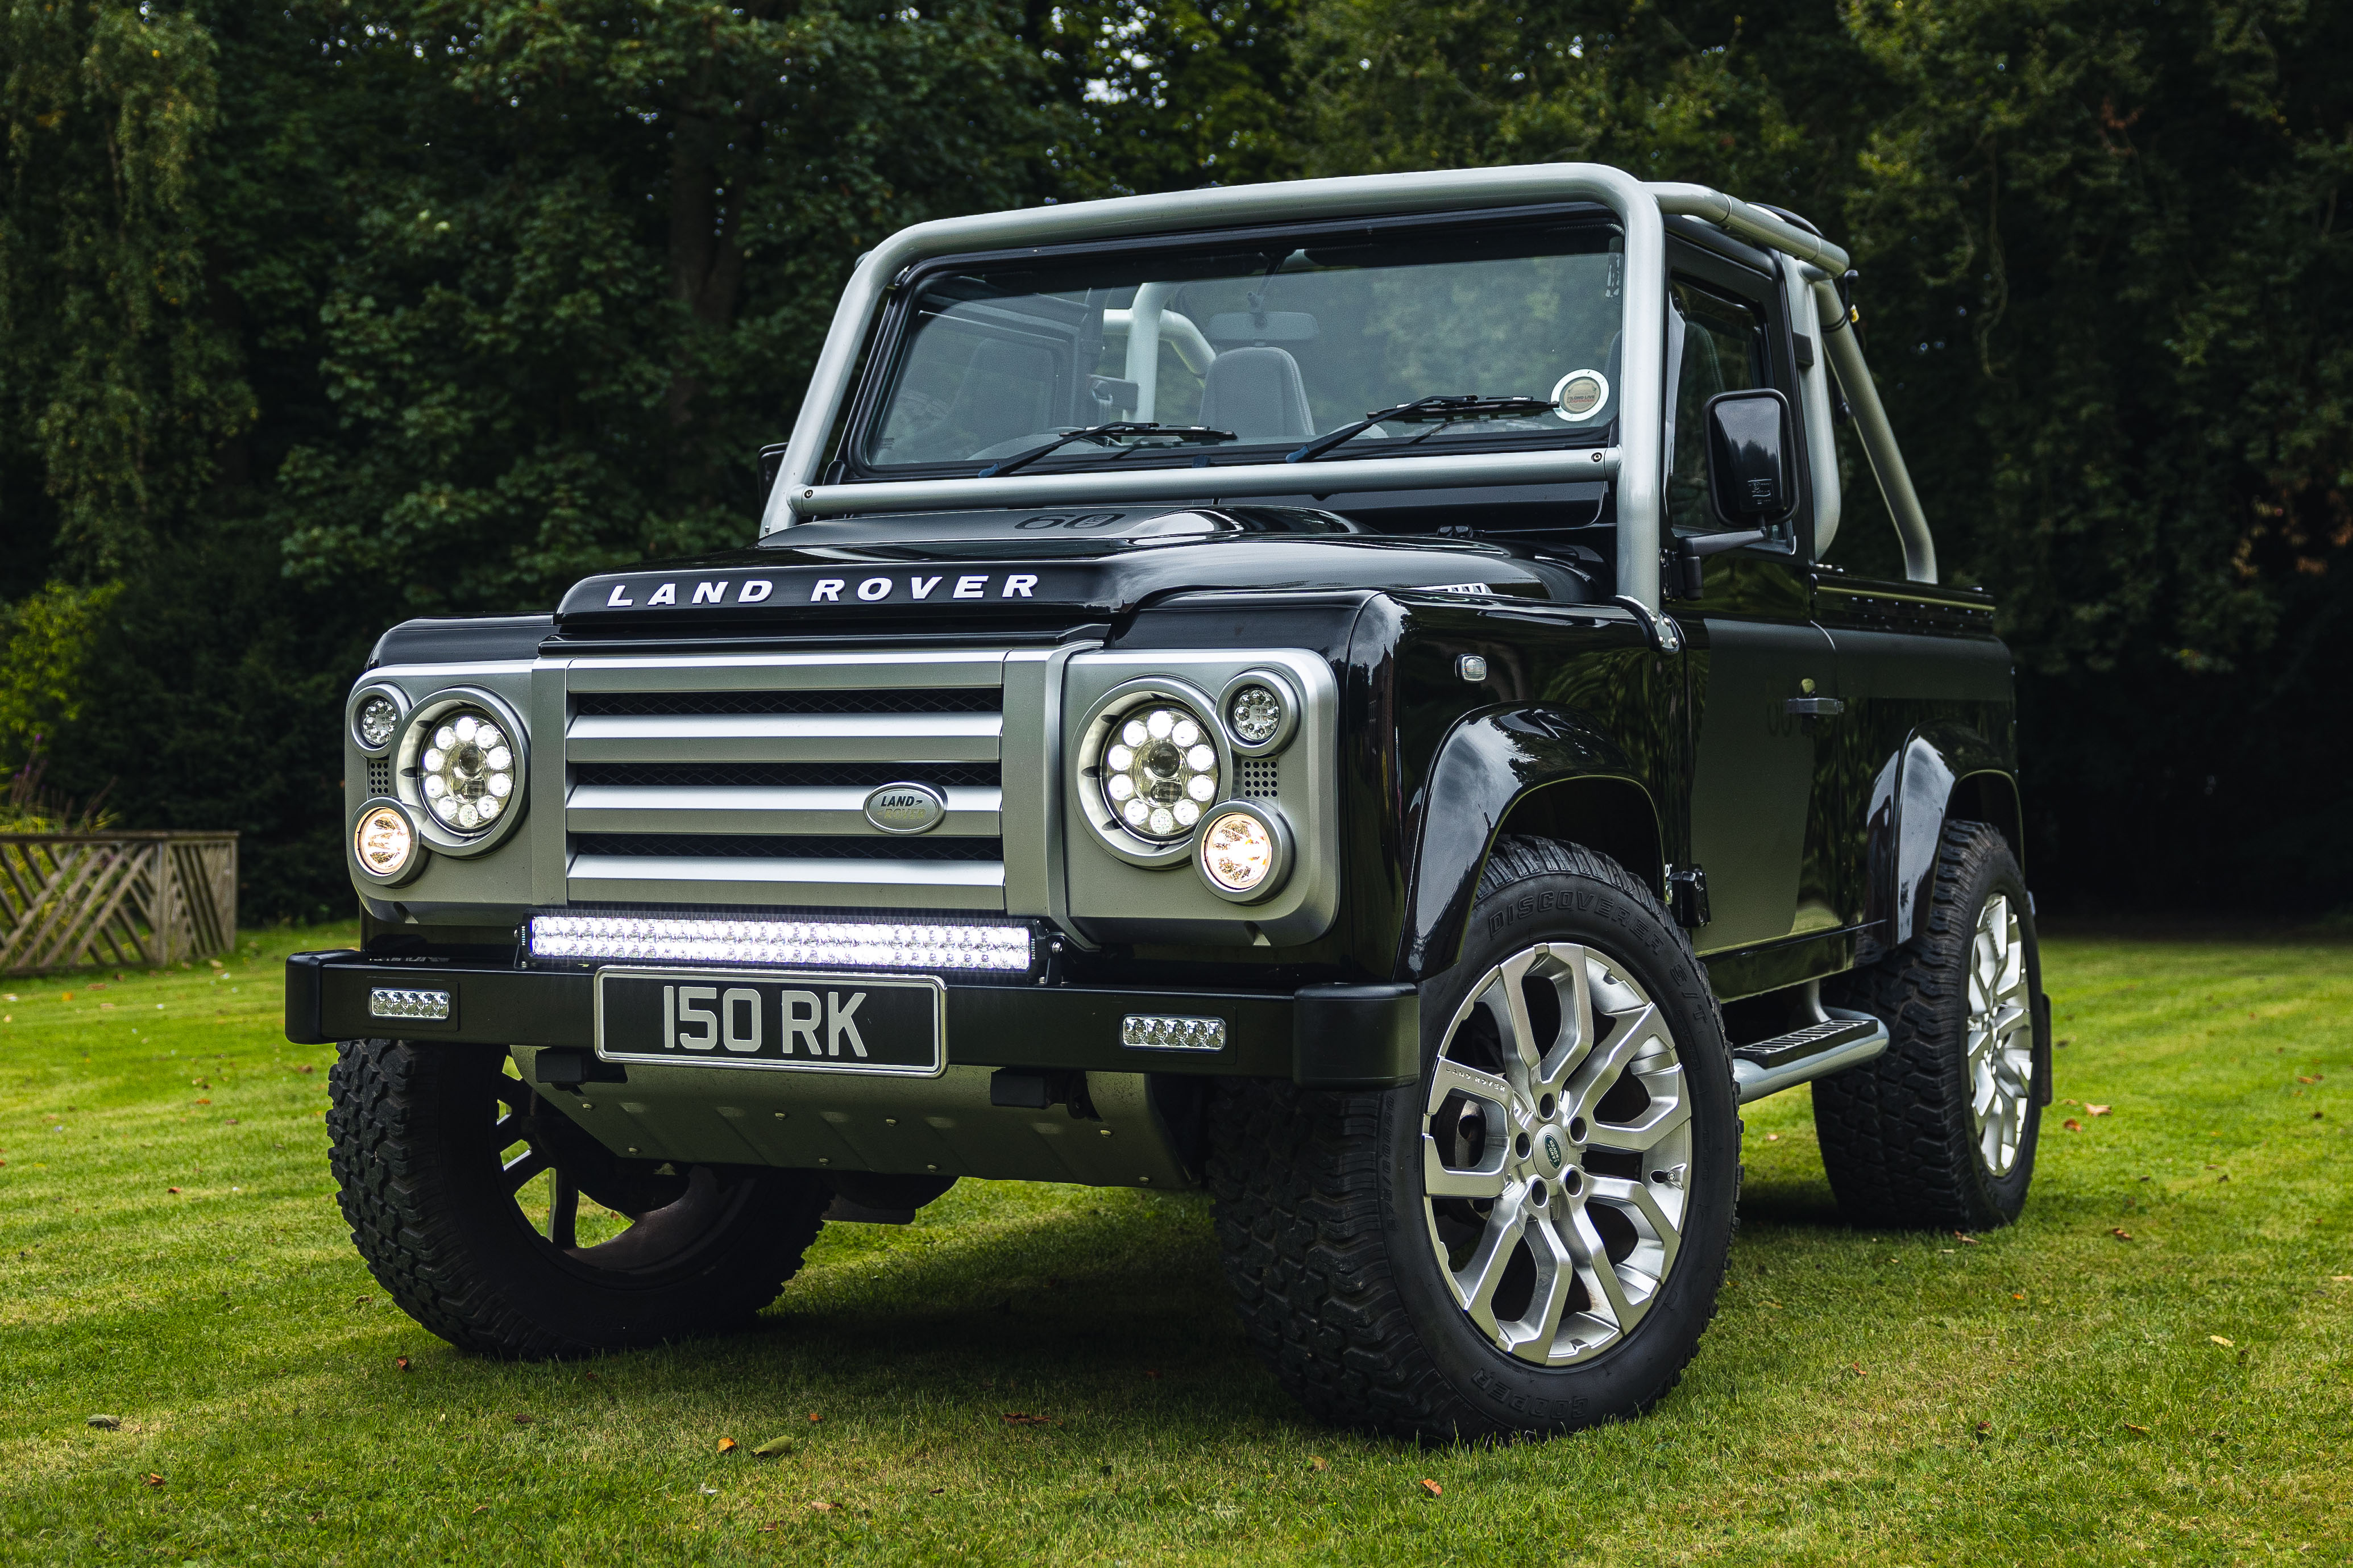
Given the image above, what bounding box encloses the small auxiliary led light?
[1196,801,1293,903]
[370,988,450,1021]
[530,914,1034,972]
[352,801,422,884]
[1121,1014,1229,1052]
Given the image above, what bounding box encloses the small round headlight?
[1227,684,1282,745]
[355,694,401,751]
[1102,701,1218,841]
[1196,801,1293,902]
[353,802,420,883]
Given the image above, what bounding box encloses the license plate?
[593,968,944,1076]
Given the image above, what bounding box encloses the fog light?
[352,801,422,884]
[1195,801,1292,902]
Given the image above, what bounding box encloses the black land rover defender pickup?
[290,164,2049,1442]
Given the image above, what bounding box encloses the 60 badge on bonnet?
[863,782,947,835]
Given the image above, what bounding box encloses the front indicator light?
[1196,801,1293,903]
[353,801,424,885]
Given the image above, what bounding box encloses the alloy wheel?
[1421,943,1693,1365]
[1966,893,2035,1176]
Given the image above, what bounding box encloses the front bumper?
[284,950,1419,1089]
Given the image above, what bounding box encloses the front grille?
[573,833,1003,862]
[572,688,1001,718]
[572,761,1002,790]
[1236,756,1279,798]
[561,649,1016,912]
[366,758,393,797]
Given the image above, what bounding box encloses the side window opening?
[1665,280,1767,534]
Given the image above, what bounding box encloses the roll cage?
[761,165,1936,608]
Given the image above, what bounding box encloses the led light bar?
[529,914,1033,972]
[1121,1014,1229,1051]
[370,987,451,1021]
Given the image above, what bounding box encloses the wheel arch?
[1395,705,1660,981]
[1866,723,2023,953]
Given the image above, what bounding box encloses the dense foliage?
[2,0,2345,918]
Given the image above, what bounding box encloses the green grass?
[2,928,2350,1565]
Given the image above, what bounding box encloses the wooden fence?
[0,833,239,975]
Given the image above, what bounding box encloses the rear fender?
[1865,723,2023,955]
[1395,706,1660,980]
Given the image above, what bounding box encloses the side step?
[1730,1006,1889,1104]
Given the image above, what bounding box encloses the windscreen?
[862,222,1624,471]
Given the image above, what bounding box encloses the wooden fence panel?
[0,833,239,975]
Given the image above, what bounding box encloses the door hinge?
[1666,865,1711,928]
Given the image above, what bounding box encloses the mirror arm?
[1667,528,1770,600]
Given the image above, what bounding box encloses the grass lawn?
[2,927,2349,1565]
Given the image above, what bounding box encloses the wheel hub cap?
[1419,943,1694,1366]
[1968,893,2035,1176]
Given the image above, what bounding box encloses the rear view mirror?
[1702,389,1794,525]
[1206,311,1319,343]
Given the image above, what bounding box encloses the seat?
[1197,346,1314,443]
[910,337,1059,460]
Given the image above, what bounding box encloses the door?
[1663,264,1845,957]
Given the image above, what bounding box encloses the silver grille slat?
[559,649,1016,912]
[566,712,1001,764]
[566,784,1002,837]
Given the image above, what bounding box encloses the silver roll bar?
[762,166,1936,603]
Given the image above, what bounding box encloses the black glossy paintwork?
[370,614,554,669]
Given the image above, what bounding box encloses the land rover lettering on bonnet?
[296,164,2045,1445]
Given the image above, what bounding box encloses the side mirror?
[1702,388,1794,526]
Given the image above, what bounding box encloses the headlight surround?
[350,798,425,886]
[396,687,529,856]
[1195,799,1294,902]
[1074,677,1229,866]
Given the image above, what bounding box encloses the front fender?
[1866,722,2022,951]
[1394,706,1647,980]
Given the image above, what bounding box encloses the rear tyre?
[328,1038,828,1358]
[1207,837,1741,1441]
[1813,820,2043,1230]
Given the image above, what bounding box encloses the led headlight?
[351,800,424,885]
[1196,800,1293,902]
[418,708,515,833]
[1101,701,1219,841]
[353,691,404,752]
[1219,669,1298,755]
[397,688,528,855]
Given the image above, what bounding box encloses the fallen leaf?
[1850,1362,1868,1376]
[752,1437,794,1458]
[1001,1412,1054,1426]
[717,1438,738,1454]
[2063,1118,2082,1132]
[195,1099,210,1105]
[2298,1075,2317,1084]
[1953,1232,1978,1245]
[2332,1276,2352,1283]
[1765,1132,1780,1142]
[86,1415,121,1430]
[512,1414,534,1425]
[2124,1423,2149,1435]
[99,1003,115,1010]
[928,1488,945,1496]
[471,1504,489,1516]
[1418,1479,1443,1498]
[2087,1104,2112,1116]
[1309,1456,1329,1472]
[141,1474,163,1488]
[354,1296,371,1307]
[2012,1293,2026,1300]
[807,1412,823,1423]
[1974,1421,1991,1434]
[2110,1228,2134,1240]
[2315,1112,2327,1120]
[60,992,71,1001]
[298,1064,316,1074]
[2209,1335,2233,1347]
[167,1187,180,1194]
[810,1501,839,1513]
[395,1356,410,1371]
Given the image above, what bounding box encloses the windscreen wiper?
[978,422,1236,479]
[1285,394,1558,464]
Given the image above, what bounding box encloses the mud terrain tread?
[1208,837,1736,1441]
[327,1037,823,1358]
[1813,820,2021,1230]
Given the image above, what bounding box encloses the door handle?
[1785,697,1845,716]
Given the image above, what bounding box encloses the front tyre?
[1813,820,2044,1230]
[328,1038,829,1358]
[1207,838,1740,1441]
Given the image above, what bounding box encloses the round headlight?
[1218,669,1297,755]
[355,694,401,751]
[353,802,421,883]
[1101,701,1218,841]
[1196,801,1292,902]
[416,706,514,833]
